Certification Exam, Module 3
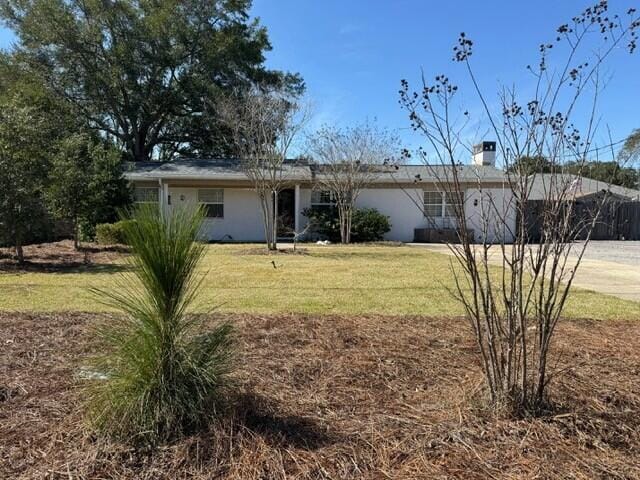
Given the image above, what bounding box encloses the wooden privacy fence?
[522,200,640,242]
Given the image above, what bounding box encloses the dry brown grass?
[1,312,640,479]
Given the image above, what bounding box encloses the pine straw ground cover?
[0,240,127,273]
[1,312,640,479]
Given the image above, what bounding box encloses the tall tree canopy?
[620,129,640,167]
[0,102,50,262]
[46,133,128,248]
[0,0,303,162]
[0,53,130,256]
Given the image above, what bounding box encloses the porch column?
[159,179,169,216]
[294,184,300,232]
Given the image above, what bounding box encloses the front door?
[277,189,295,237]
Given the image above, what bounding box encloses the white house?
[124,142,517,243]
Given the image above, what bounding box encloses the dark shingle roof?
[124,159,508,184]
[124,159,311,181]
[125,159,640,199]
[526,173,640,201]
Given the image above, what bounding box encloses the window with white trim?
[310,190,336,213]
[445,191,463,218]
[423,191,444,218]
[423,190,463,218]
[310,190,335,207]
[198,188,224,218]
[134,187,159,204]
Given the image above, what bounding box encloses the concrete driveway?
[413,241,640,303]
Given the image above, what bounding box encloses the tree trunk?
[73,217,80,250]
[271,190,279,251]
[132,131,152,162]
[259,189,278,251]
[15,236,24,264]
[345,211,352,244]
[259,192,273,251]
[339,205,352,244]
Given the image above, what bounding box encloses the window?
[445,191,463,217]
[198,188,224,218]
[423,190,463,218]
[311,190,335,207]
[423,190,444,218]
[134,187,159,204]
[310,190,336,213]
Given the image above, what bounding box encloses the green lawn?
[1,244,638,320]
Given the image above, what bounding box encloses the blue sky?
[250,0,640,160]
[1,1,638,162]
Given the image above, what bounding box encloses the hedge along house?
[123,142,517,243]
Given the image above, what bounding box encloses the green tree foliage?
[567,161,639,189]
[506,156,553,175]
[81,144,132,236]
[0,0,303,162]
[46,134,130,248]
[0,55,130,252]
[88,204,233,444]
[0,55,76,256]
[620,129,640,171]
[0,102,49,262]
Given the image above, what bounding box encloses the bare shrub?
[307,122,398,243]
[221,88,309,250]
[398,2,639,413]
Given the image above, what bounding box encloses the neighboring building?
[124,142,518,243]
[523,173,640,241]
[527,173,640,202]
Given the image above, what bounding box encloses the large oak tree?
[0,0,303,162]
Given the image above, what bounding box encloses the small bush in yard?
[302,207,341,242]
[303,207,391,242]
[350,208,391,242]
[94,220,135,245]
[87,204,233,444]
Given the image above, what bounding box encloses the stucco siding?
[298,188,312,231]
[168,186,265,241]
[355,188,425,242]
[464,187,516,243]
[137,182,516,244]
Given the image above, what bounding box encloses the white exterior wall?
[464,187,516,243]
[356,187,515,243]
[298,187,312,230]
[355,188,426,242]
[154,184,515,244]
[168,187,265,241]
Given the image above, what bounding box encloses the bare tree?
[398,2,639,413]
[277,214,312,252]
[308,123,398,243]
[221,88,309,251]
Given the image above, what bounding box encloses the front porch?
[147,181,309,242]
